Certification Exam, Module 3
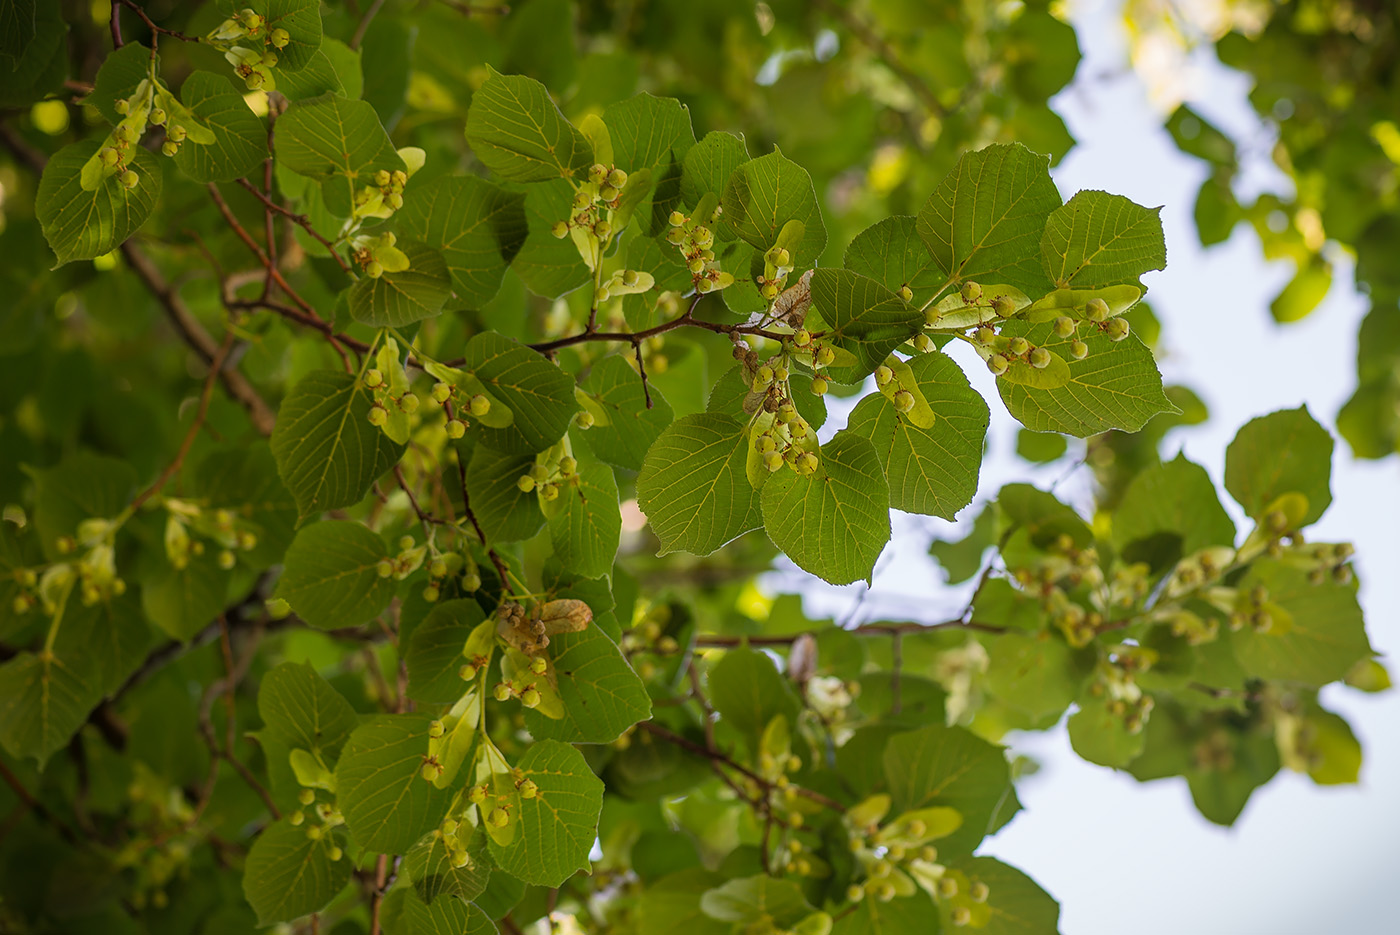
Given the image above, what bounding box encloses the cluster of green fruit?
[351,168,412,228]
[287,788,347,863]
[665,204,736,293]
[515,448,578,502]
[551,162,637,271]
[365,367,490,440]
[1005,534,1115,649]
[944,284,1130,375]
[210,8,291,91]
[427,815,486,871]
[618,617,680,682]
[375,534,479,603]
[1087,651,1157,735]
[162,502,259,573]
[740,340,824,476]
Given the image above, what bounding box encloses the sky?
[776,1,1400,932]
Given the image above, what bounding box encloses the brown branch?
[351,0,389,49]
[369,853,390,935]
[117,0,201,46]
[0,760,80,845]
[631,338,654,409]
[109,0,123,48]
[236,178,351,272]
[693,618,1007,647]
[121,242,278,435]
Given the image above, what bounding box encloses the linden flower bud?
[120,170,140,190]
[168,125,186,143]
[1054,315,1076,338]
[669,210,686,227]
[991,294,1016,317]
[161,141,180,158]
[1070,340,1089,359]
[589,163,608,183]
[429,558,448,578]
[493,682,512,702]
[149,107,166,126]
[462,572,481,591]
[987,354,1009,375]
[762,281,783,300]
[115,98,130,114]
[1086,297,1110,322]
[974,326,995,345]
[298,788,316,806]
[893,390,916,413]
[367,406,388,427]
[796,452,819,475]
[951,906,972,927]
[1106,317,1131,341]
[594,220,612,240]
[1007,336,1030,357]
[938,878,959,898]
[969,881,990,902]
[289,810,305,826]
[100,147,121,166]
[899,285,914,302]
[365,369,385,388]
[430,382,452,404]
[559,455,577,476]
[328,846,343,861]
[811,375,829,396]
[754,364,774,388]
[469,394,491,417]
[765,451,785,473]
[914,334,934,353]
[874,365,894,386]
[919,845,938,862]
[519,778,539,799]
[366,260,384,278]
[489,807,510,828]
[756,434,776,454]
[245,71,266,90]
[815,345,836,367]
[1029,347,1052,369]
[599,184,619,201]
[306,824,323,840]
[423,584,440,602]
[218,549,236,570]
[960,281,982,304]
[271,28,291,48]
[521,687,542,708]
[445,419,466,439]
[516,474,537,494]
[428,720,446,739]
[575,409,595,430]
[376,559,394,578]
[847,885,865,903]
[530,656,548,676]
[793,328,812,348]
[420,762,441,782]
[399,393,420,414]
[267,597,292,619]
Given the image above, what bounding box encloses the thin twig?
[236,178,351,272]
[0,760,80,845]
[811,0,947,119]
[350,0,388,49]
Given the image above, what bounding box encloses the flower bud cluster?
[666,207,735,294]
[163,501,260,575]
[210,8,290,90]
[747,350,820,476]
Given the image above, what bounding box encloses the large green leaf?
[406,599,486,704]
[31,451,136,560]
[547,459,621,579]
[636,413,761,556]
[707,646,801,753]
[579,355,674,472]
[720,148,826,268]
[487,740,604,886]
[1229,560,1370,686]
[275,520,396,630]
[604,92,695,174]
[1112,454,1236,557]
[511,179,591,298]
[385,889,497,935]
[464,446,545,544]
[400,822,492,905]
[639,870,730,935]
[846,350,989,518]
[0,0,35,65]
[916,143,1061,295]
[1039,190,1166,288]
[843,215,947,308]
[944,857,1060,935]
[996,320,1173,437]
[760,432,890,586]
[251,0,324,72]
[171,70,268,183]
[1067,695,1147,768]
[464,69,593,182]
[883,724,1014,857]
[523,625,651,744]
[1223,406,1333,525]
[275,93,403,216]
[701,875,814,928]
[37,140,161,266]
[336,715,455,854]
[982,631,1084,721]
[0,609,101,768]
[141,551,231,641]
[810,268,925,381]
[271,370,405,519]
[681,130,748,205]
[396,175,528,307]
[348,240,452,327]
[257,661,358,762]
[832,889,938,935]
[241,815,352,925]
[462,332,577,455]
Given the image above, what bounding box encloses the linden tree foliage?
[0,3,1383,935]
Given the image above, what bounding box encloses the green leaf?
[241,816,352,925]
[1039,190,1167,288]
[271,370,405,519]
[682,130,749,206]
[707,646,801,754]
[944,857,1060,935]
[0,646,96,767]
[1229,560,1370,686]
[883,724,1014,856]
[253,0,324,72]
[843,215,947,308]
[995,320,1173,437]
[548,460,621,578]
[487,739,604,886]
[272,49,345,101]
[982,632,1085,721]
[846,350,989,518]
[1224,406,1333,525]
[464,69,593,182]
[0,1,62,108]
[37,140,161,266]
[88,42,153,124]
[275,520,396,630]
[275,93,402,216]
[336,714,455,854]
[1067,695,1147,768]
[809,268,925,381]
[636,413,761,556]
[31,451,136,560]
[171,71,268,183]
[141,551,231,641]
[579,355,674,472]
[465,446,545,543]
[524,625,651,744]
[385,889,497,935]
[916,143,1061,295]
[257,661,358,761]
[400,822,492,905]
[760,432,890,586]
[406,599,486,704]
[0,0,35,65]
[929,503,995,585]
[463,332,577,455]
[397,176,528,307]
[349,240,452,327]
[193,443,298,568]
[1112,454,1236,558]
[1270,256,1332,324]
[720,148,826,268]
[511,179,592,299]
[603,92,695,174]
[639,870,730,935]
[701,875,813,928]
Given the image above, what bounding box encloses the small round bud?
[376,559,394,578]
[271,27,291,48]
[551,221,569,239]
[521,687,541,708]
[289,810,305,826]
[764,451,785,473]
[517,475,536,493]
[1086,297,1110,322]
[267,597,292,619]
[1008,336,1030,356]
[114,99,130,115]
[168,125,186,143]
[218,549,236,570]
[462,572,481,591]
[914,333,934,353]
[431,382,452,404]
[593,220,612,240]
[367,406,388,427]
[919,845,938,862]
[1070,340,1089,359]
[423,585,440,603]
[469,394,491,417]
[488,807,510,828]
[847,885,865,903]
[364,369,384,388]
[120,170,140,190]
[559,455,577,476]
[762,281,780,300]
[951,906,971,927]
[366,260,384,278]
[960,281,982,304]
[149,108,166,126]
[1054,315,1076,338]
[575,409,595,429]
[754,364,774,388]
[445,419,466,439]
[245,71,266,90]
[1029,347,1052,369]
[811,375,829,396]
[306,824,323,840]
[874,365,894,386]
[328,846,343,861]
[796,452,819,475]
[428,719,446,738]
[893,389,916,413]
[589,163,608,183]
[100,146,121,167]
[468,785,488,804]
[793,329,812,348]
[117,124,138,144]
[541,484,560,502]
[399,393,420,413]
[420,762,441,782]
[458,664,478,684]
[974,326,995,345]
[161,141,180,157]
[669,210,686,227]
[815,345,836,367]
[991,294,1016,317]
[899,285,914,302]
[1106,317,1131,341]
[493,683,513,702]
[969,881,990,902]
[429,558,448,578]
[519,779,539,799]
[297,788,316,806]
[987,354,1009,375]
[598,185,619,202]
[530,656,548,675]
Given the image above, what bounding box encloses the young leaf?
[883,724,1015,857]
[681,130,749,206]
[257,661,359,762]
[141,551,231,641]
[846,349,989,518]
[252,0,324,72]
[843,215,948,308]
[487,739,605,886]
[406,599,487,703]
[943,857,1061,935]
[275,92,403,216]
[809,268,925,382]
[37,141,161,266]
[1040,190,1167,289]
[707,646,801,754]
[0,646,100,767]
[1112,454,1236,558]
[636,413,762,556]
[396,175,528,307]
[916,142,1061,295]
[1229,560,1370,686]
[241,816,352,925]
[271,370,405,519]
[760,432,891,586]
[464,446,546,543]
[464,68,593,182]
[275,520,397,630]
